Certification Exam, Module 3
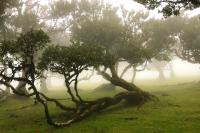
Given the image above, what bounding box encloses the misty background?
[38,0,200,90]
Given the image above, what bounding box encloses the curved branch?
[74,73,84,103]
[0,80,34,97]
[46,91,154,127]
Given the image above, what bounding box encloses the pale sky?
[39,0,144,10]
[105,0,145,11]
[39,0,200,17]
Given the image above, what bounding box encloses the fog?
[34,0,200,91]
[46,58,199,91]
[1,0,200,131]
[1,0,199,92]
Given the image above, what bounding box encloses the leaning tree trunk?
[45,65,155,127]
[99,64,150,97]
[109,75,140,92]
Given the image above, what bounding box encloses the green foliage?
[71,4,122,49]
[141,18,176,61]
[0,0,20,40]
[39,44,105,74]
[10,12,41,32]
[116,35,149,64]
[0,29,50,78]
[71,4,151,67]
[145,15,200,64]
[49,0,107,31]
[0,0,45,41]
[50,0,176,72]
[178,16,200,63]
[0,0,19,16]
[16,29,50,56]
[0,40,17,57]
[50,0,73,18]
[1,29,50,58]
[135,0,200,17]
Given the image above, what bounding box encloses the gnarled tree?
[0,30,73,126]
[176,16,200,64]
[38,42,154,127]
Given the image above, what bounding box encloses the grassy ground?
[0,79,200,133]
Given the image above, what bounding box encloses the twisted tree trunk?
[47,91,153,127]
[99,64,141,92]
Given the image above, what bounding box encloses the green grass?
[0,80,200,133]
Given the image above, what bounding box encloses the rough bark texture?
[0,56,154,128]
[99,65,141,92]
[45,91,154,127]
[39,64,154,128]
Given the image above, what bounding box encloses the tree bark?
[45,90,154,127]
[99,64,141,92]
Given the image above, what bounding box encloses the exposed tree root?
[0,74,156,128]
[0,55,157,128]
[45,91,155,127]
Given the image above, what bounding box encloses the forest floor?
[0,77,200,133]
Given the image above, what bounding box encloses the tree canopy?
[173,16,200,64]
[135,0,200,17]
